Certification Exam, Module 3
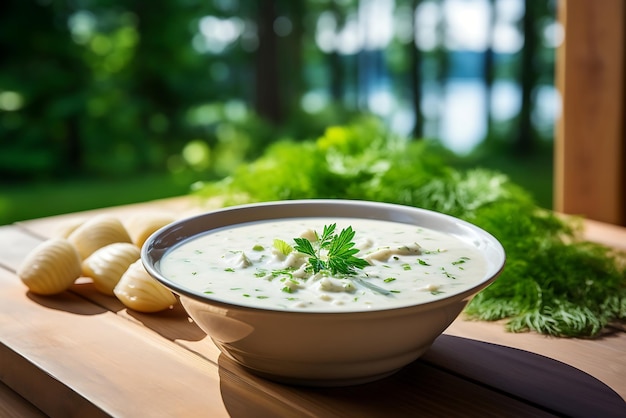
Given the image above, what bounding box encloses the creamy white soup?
[159,217,488,312]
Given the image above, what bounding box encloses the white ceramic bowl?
[142,199,505,386]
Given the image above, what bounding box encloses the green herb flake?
[441,268,456,279]
[273,239,293,255]
[252,244,264,251]
[384,277,396,283]
[417,259,430,266]
[452,257,470,266]
[423,249,443,255]
[272,268,294,279]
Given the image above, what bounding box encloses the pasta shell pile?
[17,212,177,313]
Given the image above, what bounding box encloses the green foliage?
[0,0,558,182]
[195,120,626,337]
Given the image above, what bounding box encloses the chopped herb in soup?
[160,218,488,312]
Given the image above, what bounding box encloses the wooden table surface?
[1,197,625,418]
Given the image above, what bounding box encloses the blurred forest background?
[0,0,558,225]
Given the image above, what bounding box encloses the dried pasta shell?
[82,242,141,295]
[17,238,82,295]
[124,213,176,248]
[114,260,176,313]
[68,214,132,260]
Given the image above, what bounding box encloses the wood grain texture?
[554,0,626,225]
[0,267,231,417]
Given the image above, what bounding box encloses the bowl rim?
[141,199,506,316]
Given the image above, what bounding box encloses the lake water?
[384,79,560,154]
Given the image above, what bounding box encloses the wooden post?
[554,0,626,225]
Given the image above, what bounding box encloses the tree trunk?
[281,0,305,113]
[409,0,424,139]
[255,0,283,124]
[516,0,539,155]
[483,0,497,141]
[328,0,345,103]
[433,0,449,137]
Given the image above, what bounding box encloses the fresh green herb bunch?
[293,224,369,276]
[195,118,626,337]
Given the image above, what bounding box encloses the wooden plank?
[0,380,47,418]
[0,225,45,272]
[69,281,225,362]
[554,0,626,225]
[12,195,213,240]
[0,268,231,417]
[583,218,626,251]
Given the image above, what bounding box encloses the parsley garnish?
[293,223,369,276]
